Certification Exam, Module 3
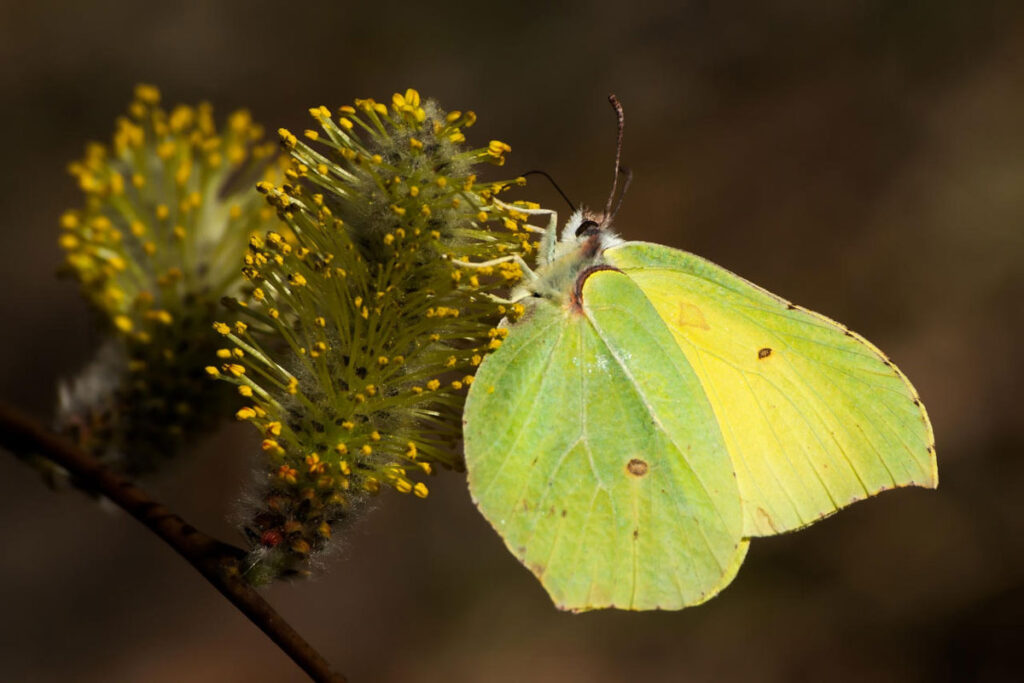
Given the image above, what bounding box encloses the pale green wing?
[464,270,747,611]
[605,242,937,537]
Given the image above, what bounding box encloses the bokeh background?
[2,1,1022,680]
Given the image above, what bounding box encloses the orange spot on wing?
[677,301,710,330]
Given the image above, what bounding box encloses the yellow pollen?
[147,310,173,325]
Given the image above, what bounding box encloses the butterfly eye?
[575,220,600,237]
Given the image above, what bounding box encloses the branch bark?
[0,401,346,683]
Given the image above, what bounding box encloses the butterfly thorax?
[515,209,623,308]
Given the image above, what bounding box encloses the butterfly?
[461,96,936,612]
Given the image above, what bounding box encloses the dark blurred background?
[2,1,1023,681]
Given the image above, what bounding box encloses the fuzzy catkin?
[57,84,283,476]
[216,89,542,582]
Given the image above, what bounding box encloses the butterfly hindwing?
[605,242,937,537]
[464,269,747,611]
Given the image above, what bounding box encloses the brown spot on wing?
[626,458,649,477]
[758,347,772,359]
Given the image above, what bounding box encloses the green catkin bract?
[216,89,539,582]
[57,84,282,476]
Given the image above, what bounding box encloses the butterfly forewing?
[605,242,937,537]
[465,270,747,611]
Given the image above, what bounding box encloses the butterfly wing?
[464,269,747,611]
[605,242,937,537]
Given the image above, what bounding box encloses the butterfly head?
[559,208,621,256]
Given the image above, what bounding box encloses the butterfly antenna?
[521,170,576,213]
[610,165,632,219]
[602,94,626,226]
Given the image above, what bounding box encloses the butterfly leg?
[448,253,539,282]
[493,199,559,266]
[493,198,559,225]
[479,291,529,305]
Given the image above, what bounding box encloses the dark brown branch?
[0,401,346,683]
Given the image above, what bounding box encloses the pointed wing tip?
[923,467,939,490]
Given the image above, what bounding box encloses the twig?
[0,401,346,683]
